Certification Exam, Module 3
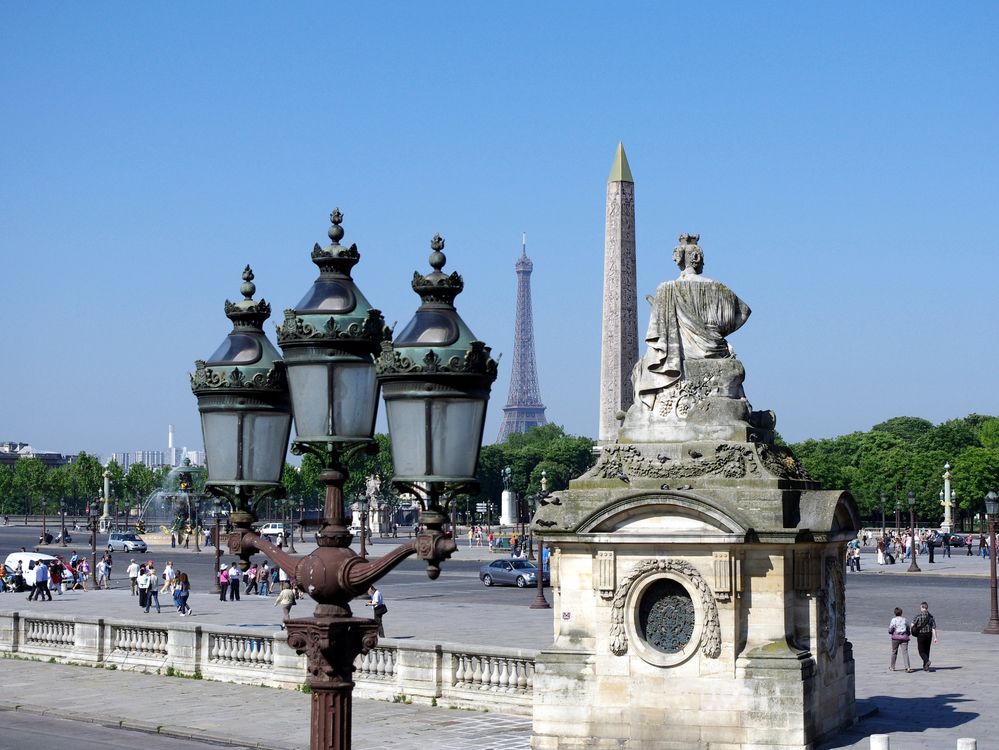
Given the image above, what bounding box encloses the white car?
[257,522,290,544]
[348,525,372,541]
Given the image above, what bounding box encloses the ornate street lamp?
[377,233,497,522]
[193,211,496,750]
[879,492,887,540]
[191,265,293,529]
[907,491,921,573]
[983,490,999,635]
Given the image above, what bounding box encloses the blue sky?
[2,3,997,459]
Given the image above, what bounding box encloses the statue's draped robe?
[635,278,751,409]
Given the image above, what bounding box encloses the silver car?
[479,559,549,588]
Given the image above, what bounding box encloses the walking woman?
[888,606,913,672]
[174,572,192,616]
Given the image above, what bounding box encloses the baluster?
[490,657,501,691]
[471,655,483,687]
[453,654,465,686]
[263,638,273,665]
[385,649,395,677]
[516,660,528,690]
[526,661,535,691]
[376,649,387,677]
[498,658,510,691]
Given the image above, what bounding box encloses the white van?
[3,552,74,591]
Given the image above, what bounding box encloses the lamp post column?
[60,503,67,547]
[89,514,98,586]
[941,463,954,534]
[212,515,222,594]
[907,491,921,573]
[879,492,887,541]
[983,491,999,635]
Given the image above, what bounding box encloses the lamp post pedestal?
[285,617,380,750]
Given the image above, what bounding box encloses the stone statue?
[620,234,771,443]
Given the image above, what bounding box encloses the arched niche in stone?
[577,491,750,543]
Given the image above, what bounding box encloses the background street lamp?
[530,470,550,610]
[193,214,496,750]
[983,490,999,635]
[895,497,901,538]
[907,491,921,573]
[60,501,67,546]
[879,492,887,540]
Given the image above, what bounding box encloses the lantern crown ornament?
[377,234,498,488]
[277,209,387,449]
[191,267,292,494]
[277,208,386,349]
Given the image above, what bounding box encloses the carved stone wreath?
[609,558,721,660]
[819,557,845,659]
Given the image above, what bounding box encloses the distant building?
[109,450,168,471]
[0,442,71,468]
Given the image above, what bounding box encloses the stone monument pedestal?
[501,489,517,527]
[532,441,859,750]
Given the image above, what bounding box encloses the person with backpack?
[888,606,913,672]
[218,565,229,601]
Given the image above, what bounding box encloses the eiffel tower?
[496,235,547,442]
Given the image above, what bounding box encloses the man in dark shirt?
[911,601,939,671]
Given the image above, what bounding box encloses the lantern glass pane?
[202,413,239,481]
[385,399,426,477]
[431,398,484,478]
[332,362,377,438]
[288,364,331,439]
[295,279,356,313]
[206,334,263,366]
[242,412,291,483]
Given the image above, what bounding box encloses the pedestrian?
[257,562,270,597]
[888,606,913,673]
[274,582,296,624]
[69,550,79,567]
[942,532,951,558]
[136,566,150,610]
[218,566,229,601]
[145,562,161,613]
[467,527,474,548]
[174,571,192,616]
[980,533,987,558]
[95,558,109,589]
[228,562,242,601]
[245,563,258,595]
[366,585,386,636]
[49,561,62,595]
[126,558,140,595]
[927,530,936,564]
[910,601,939,671]
[103,552,113,586]
[77,558,90,591]
[161,560,175,593]
[966,534,974,556]
[876,537,886,566]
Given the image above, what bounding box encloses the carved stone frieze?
[609,557,721,660]
[586,441,810,482]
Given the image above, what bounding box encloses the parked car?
[106,532,147,553]
[257,522,290,544]
[348,524,372,541]
[479,559,549,588]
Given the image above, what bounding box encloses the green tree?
[13,457,49,517]
[914,418,980,456]
[70,453,104,510]
[0,465,15,515]
[871,416,934,443]
[976,418,999,450]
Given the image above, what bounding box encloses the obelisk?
[598,142,638,443]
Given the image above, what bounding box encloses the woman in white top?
[888,606,913,672]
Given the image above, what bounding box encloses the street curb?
[0,701,291,750]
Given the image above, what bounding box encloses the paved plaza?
[2,536,997,749]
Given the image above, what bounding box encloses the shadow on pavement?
[819,693,978,749]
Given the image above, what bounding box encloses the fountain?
[137,460,215,545]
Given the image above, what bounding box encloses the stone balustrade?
[0,610,537,716]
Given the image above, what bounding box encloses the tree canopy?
[790,413,999,527]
